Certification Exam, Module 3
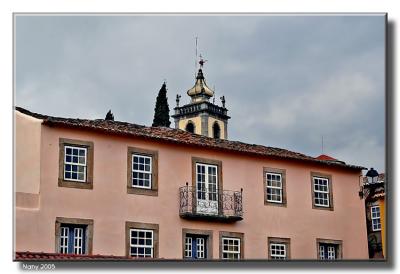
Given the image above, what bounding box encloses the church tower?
[172,58,230,139]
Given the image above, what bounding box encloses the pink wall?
[15,120,369,259]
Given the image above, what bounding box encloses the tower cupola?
[187,69,214,103]
[172,57,230,139]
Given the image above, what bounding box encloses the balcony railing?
[179,184,243,222]
[173,102,229,118]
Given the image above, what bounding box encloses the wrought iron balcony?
[179,184,243,222]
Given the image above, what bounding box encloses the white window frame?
[184,237,192,258]
[319,243,337,260]
[270,243,287,260]
[327,246,336,260]
[130,228,154,258]
[371,206,382,231]
[132,154,153,189]
[73,227,84,255]
[313,176,330,207]
[59,227,69,254]
[266,172,283,203]
[319,245,325,260]
[196,238,205,259]
[64,145,87,182]
[222,237,241,260]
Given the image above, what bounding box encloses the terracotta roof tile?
[316,154,337,161]
[16,107,364,170]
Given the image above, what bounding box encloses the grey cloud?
[15,15,385,172]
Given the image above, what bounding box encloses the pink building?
[15,69,369,260]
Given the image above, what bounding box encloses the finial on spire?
[176,94,181,107]
[220,96,226,108]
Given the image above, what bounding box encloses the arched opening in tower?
[213,122,221,139]
[185,122,195,134]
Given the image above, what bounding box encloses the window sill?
[264,201,287,207]
[58,179,93,189]
[312,205,334,211]
[127,187,158,196]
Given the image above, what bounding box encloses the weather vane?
[199,54,207,68]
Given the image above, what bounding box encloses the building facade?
[15,105,369,260]
[14,63,369,260]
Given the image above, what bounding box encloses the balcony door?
[196,163,218,215]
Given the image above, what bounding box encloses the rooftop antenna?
[213,85,216,104]
[321,136,324,155]
[195,36,198,76]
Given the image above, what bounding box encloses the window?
[313,177,329,207]
[268,237,290,260]
[127,147,158,196]
[125,222,159,258]
[266,173,282,203]
[219,231,244,260]
[222,237,240,260]
[270,243,286,259]
[182,229,213,260]
[184,235,207,259]
[130,229,154,258]
[192,157,222,215]
[64,146,87,182]
[311,172,333,210]
[371,206,381,231]
[317,239,342,260]
[58,138,94,189]
[132,154,152,189]
[55,217,93,255]
[264,167,287,206]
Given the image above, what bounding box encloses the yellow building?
[361,169,386,259]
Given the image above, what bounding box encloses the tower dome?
[187,68,214,98]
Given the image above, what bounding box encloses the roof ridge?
[15,106,365,170]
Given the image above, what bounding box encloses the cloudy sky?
[15,15,385,172]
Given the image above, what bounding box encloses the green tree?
[152,82,171,127]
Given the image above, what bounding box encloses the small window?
[313,177,329,207]
[127,147,158,196]
[59,138,94,189]
[64,146,87,182]
[221,237,241,260]
[268,237,290,260]
[270,243,286,260]
[266,173,282,203]
[319,244,338,260]
[182,228,213,260]
[130,229,154,258]
[132,154,152,189]
[186,122,195,133]
[125,222,159,258]
[371,206,381,231]
[184,235,207,259]
[317,239,342,260]
[55,217,93,255]
[311,172,333,210]
[264,168,287,206]
[212,122,221,139]
[59,225,86,254]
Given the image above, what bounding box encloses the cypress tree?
[152,82,171,127]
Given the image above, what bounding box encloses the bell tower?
[172,57,230,139]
